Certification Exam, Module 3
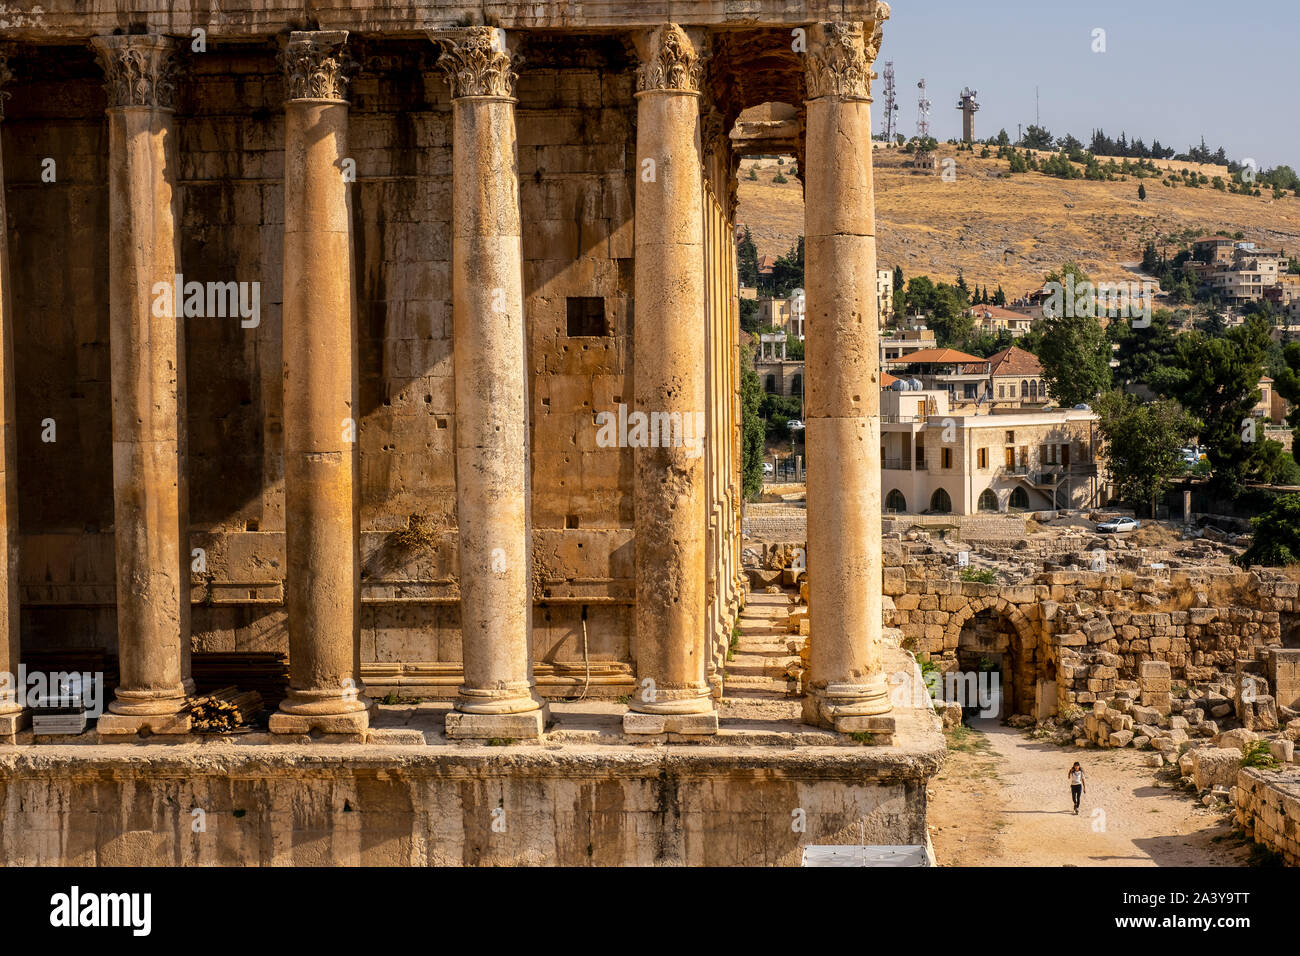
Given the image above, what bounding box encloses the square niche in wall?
[566,296,608,336]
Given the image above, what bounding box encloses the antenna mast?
[916,78,931,139]
[880,61,898,141]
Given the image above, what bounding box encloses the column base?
[802,688,895,739]
[97,711,193,736]
[623,710,719,735]
[0,709,29,742]
[445,703,549,740]
[269,705,371,736]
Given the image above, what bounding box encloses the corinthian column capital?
[805,7,889,102]
[90,34,180,110]
[432,26,520,99]
[281,30,351,102]
[634,23,705,95]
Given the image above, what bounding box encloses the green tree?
[1095,390,1197,517]
[1275,341,1300,451]
[1234,493,1300,568]
[1138,183,1147,201]
[738,297,760,333]
[1109,308,1182,394]
[737,226,759,288]
[770,236,804,297]
[740,345,765,499]
[1166,315,1274,498]
[1036,264,1112,406]
[1021,124,1055,150]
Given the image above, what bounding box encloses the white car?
[762,462,774,475]
[1096,517,1140,534]
[787,419,805,431]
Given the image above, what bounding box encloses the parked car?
[787,419,805,431]
[1096,517,1140,534]
[762,462,774,476]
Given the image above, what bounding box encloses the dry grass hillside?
[737,147,1300,297]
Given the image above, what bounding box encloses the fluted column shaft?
[270,30,369,734]
[625,24,716,734]
[802,16,894,731]
[434,27,546,739]
[0,55,23,737]
[91,35,194,734]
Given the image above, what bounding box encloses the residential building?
[879,387,1102,514]
[879,327,937,363]
[968,304,1034,338]
[961,346,1048,407]
[877,267,894,323]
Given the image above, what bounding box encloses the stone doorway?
[1281,612,1300,650]
[956,608,1035,719]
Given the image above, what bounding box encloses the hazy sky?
[878,0,1298,169]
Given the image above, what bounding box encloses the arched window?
[1009,486,1029,510]
[885,489,907,513]
[1021,379,1029,398]
[929,488,952,514]
[1030,380,1040,399]
[977,488,999,512]
[791,373,803,396]
[765,374,777,394]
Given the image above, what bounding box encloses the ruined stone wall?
[1235,768,1300,865]
[2,36,741,696]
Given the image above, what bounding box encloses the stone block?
[622,710,719,736]
[1219,728,1258,750]
[445,707,550,740]
[1268,739,1295,764]
[97,712,193,736]
[1192,747,1242,792]
[1139,660,1172,680]
[1133,735,1150,749]
[1109,730,1134,748]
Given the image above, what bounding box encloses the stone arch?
[977,488,998,512]
[946,595,1036,650]
[929,487,952,513]
[885,488,907,513]
[945,595,1042,718]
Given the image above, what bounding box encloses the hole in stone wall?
[245,518,259,531]
[565,514,580,529]
[566,296,607,336]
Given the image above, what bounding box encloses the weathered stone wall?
[1,36,741,696]
[0,743,935,866]
[1235,768,1300,865]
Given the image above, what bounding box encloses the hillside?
[736,147,1300,297]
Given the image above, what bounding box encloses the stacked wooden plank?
[188,686,264,732]
[190,652,289,709]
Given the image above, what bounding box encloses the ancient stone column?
[433,27,547,739]
[269,31,370,734]
[0,54,24,739]
[90,35,195,735]
[625,24,717,735]
[801,12,895,733]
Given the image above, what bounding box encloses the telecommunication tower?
[916,79,931,139]
[956,87,980,143]
[880,61,899,141]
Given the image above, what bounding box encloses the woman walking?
[1068,762,1086,814]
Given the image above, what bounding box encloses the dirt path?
[929,719,1250,866]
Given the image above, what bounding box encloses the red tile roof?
[886,347,986,365]
[960,346,1042,376]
